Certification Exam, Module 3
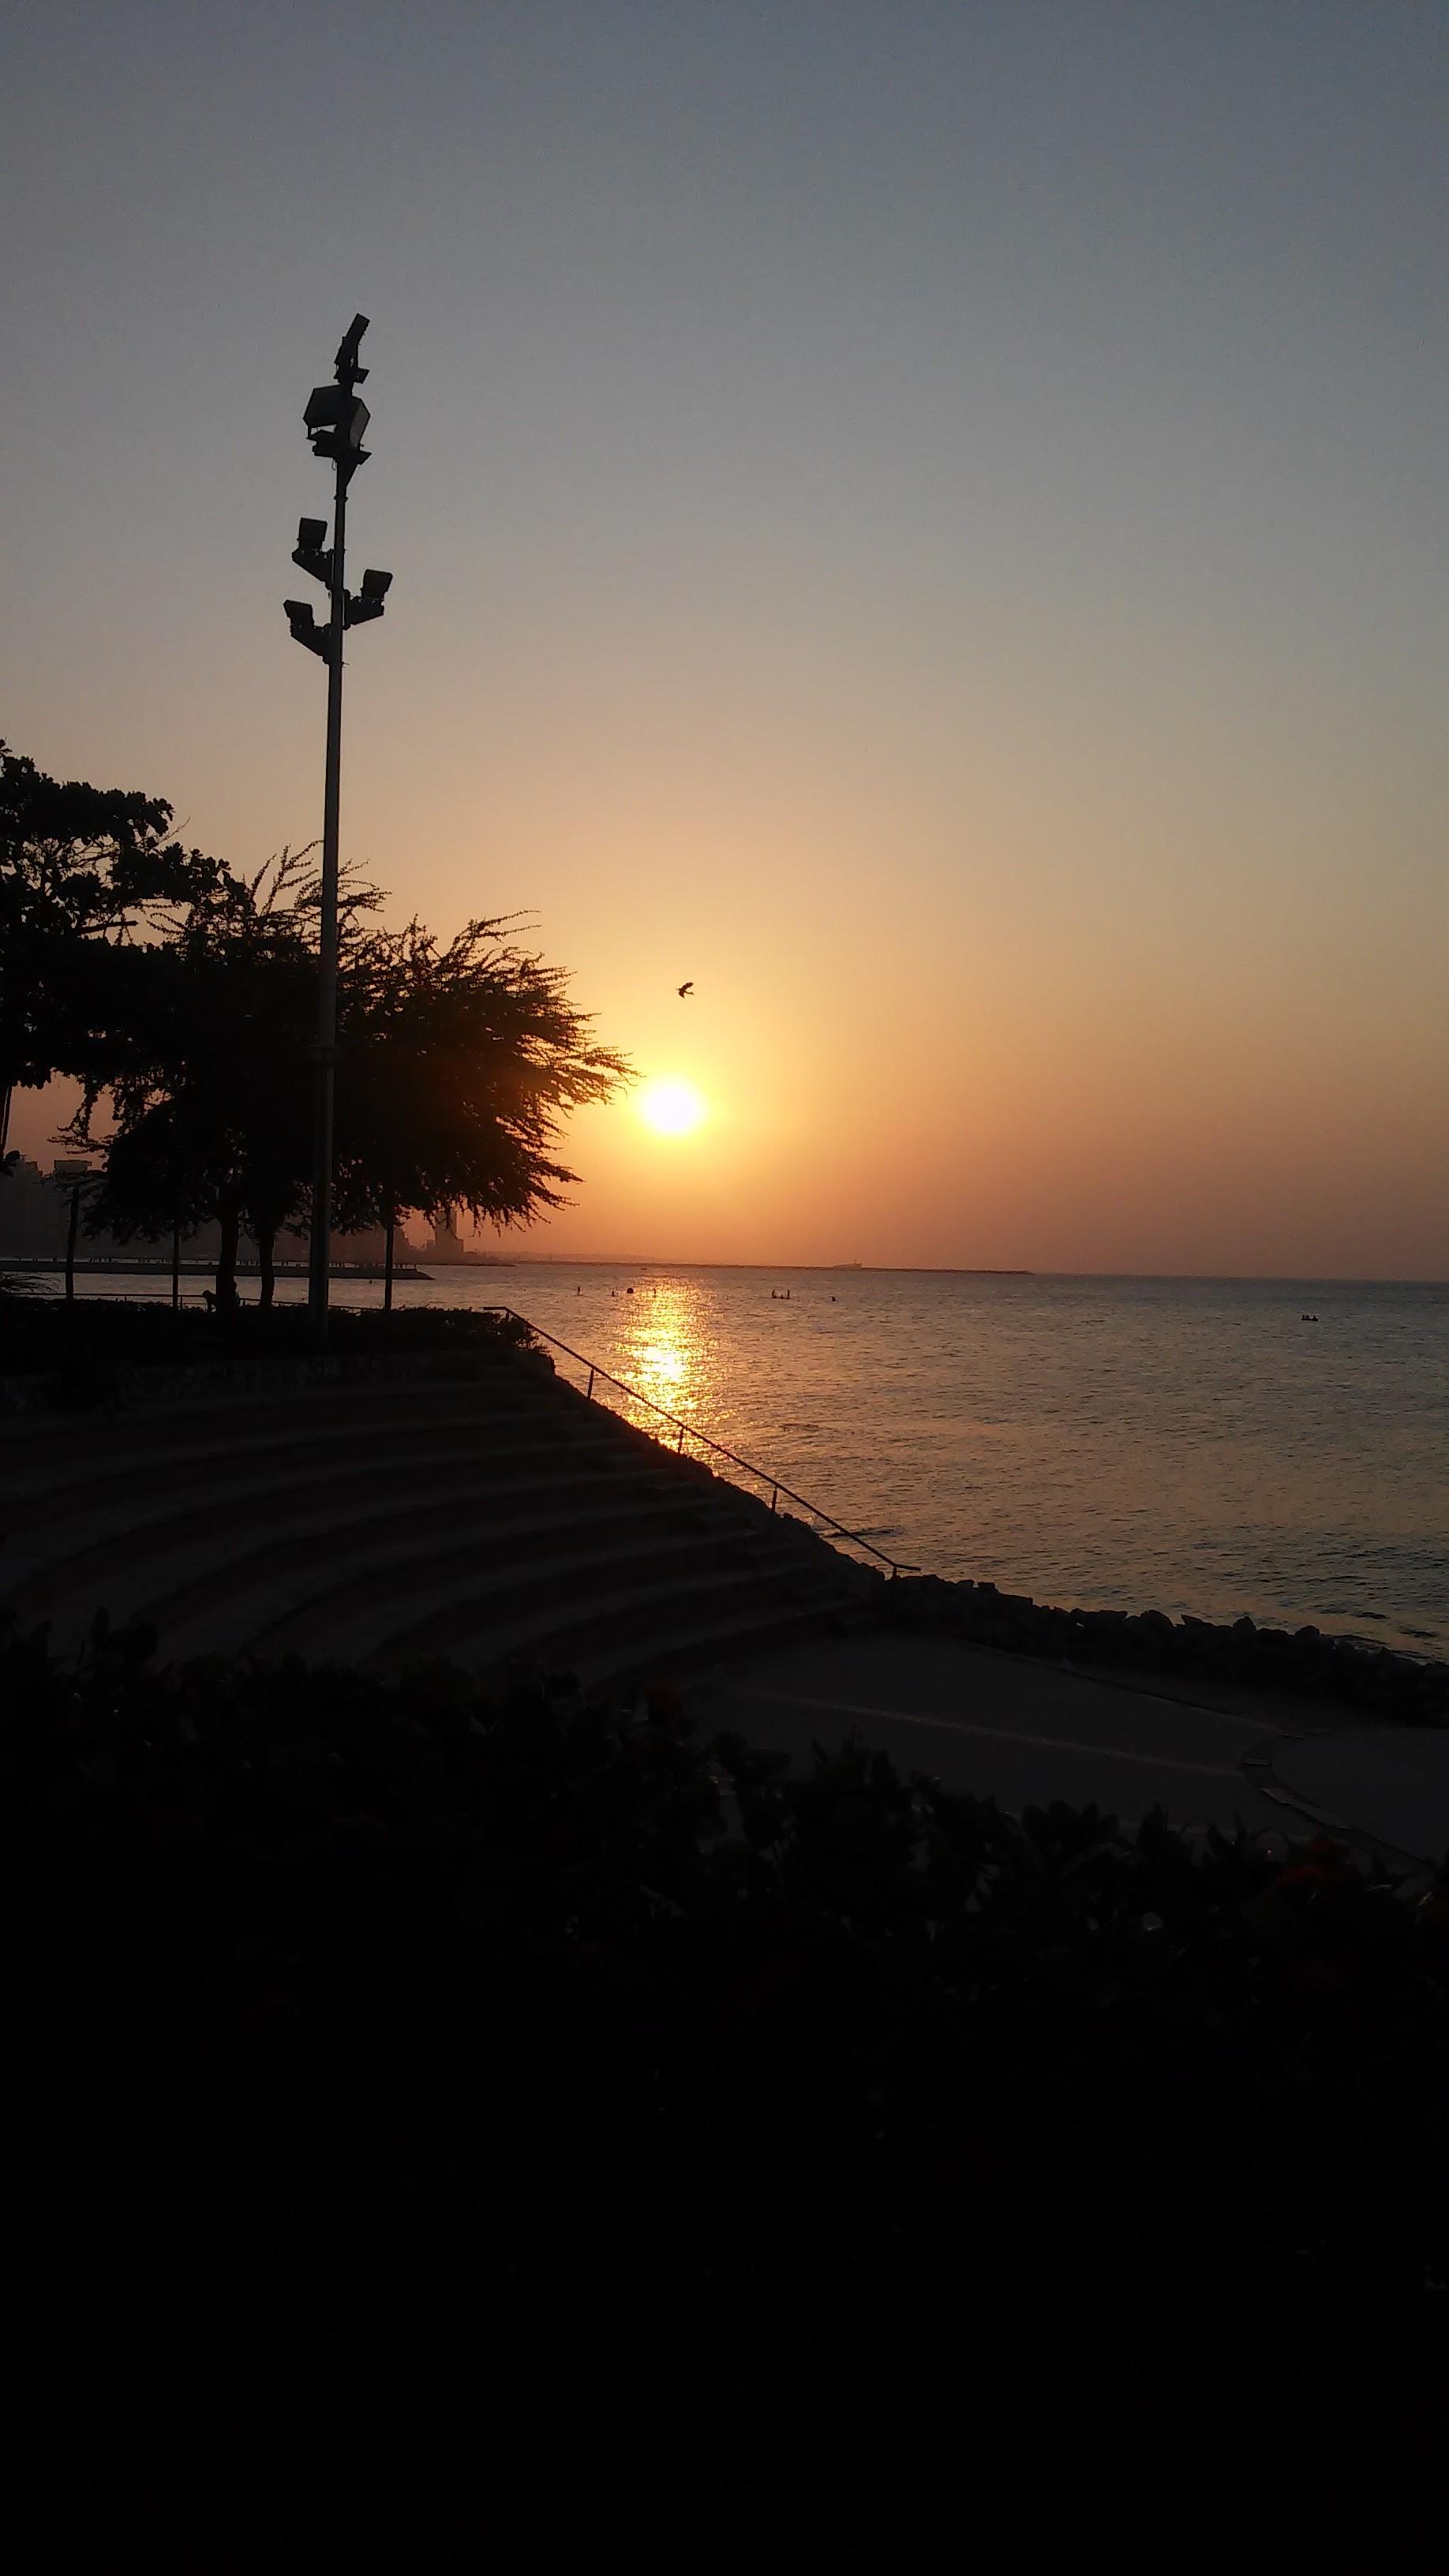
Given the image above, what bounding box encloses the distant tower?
[429,1206,463,1262]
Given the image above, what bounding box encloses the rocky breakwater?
[882,1574,1449,1728]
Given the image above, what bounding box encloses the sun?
[638,1078,707,1138]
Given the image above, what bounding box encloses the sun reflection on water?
[621,1287,705,1425]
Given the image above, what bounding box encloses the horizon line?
[455,1256,1447,1285]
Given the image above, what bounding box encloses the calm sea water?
[70,1264,1448,1653]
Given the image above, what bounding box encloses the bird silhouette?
[677,980,694,997]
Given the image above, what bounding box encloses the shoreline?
[884,1571,1448,1728]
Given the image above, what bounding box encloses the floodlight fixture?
[335,313,369,386]
[304,384,347,433]
[292,526,333,585]
[345,567,391,628]
[304,385,370,465]
[284,598,328,657]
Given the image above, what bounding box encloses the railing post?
[770,1485,778,1512]
[586,1368,594,1399]
[676,1424,684,1451]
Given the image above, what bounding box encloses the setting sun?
[638,1078,707,1138]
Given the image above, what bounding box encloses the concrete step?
[2,1354,871,1689]
[222,1523,810,1671]
[0,1391,611,1516]
[2,1440,676,1612]
[130,1492,742,1661]
[587,1594,865,1691]
[0,1362,545,1458]
[369,1556,846,1680]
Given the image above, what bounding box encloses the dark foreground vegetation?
[9,1618,1446,2552]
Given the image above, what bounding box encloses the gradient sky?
[5,1,1446,1274]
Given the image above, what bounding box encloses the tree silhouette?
[0,741,223,1152]
[335,918,632,1302]
[73,854,324,1310]
[66,849,631,1309]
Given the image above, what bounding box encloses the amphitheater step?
[137,1500,747,1665]
[588,1594,868,1692]
[0,1362,537,1455]
[0,1384,608,1516]
[4,1444,677,1624]
[239,1511,805,1665]
[368,1555,844,1682]
[2,1349,868,1687]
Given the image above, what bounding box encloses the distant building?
[1,1155,126,1262]
[334,1225,388,1267]
[429,1208,466,1262]
[0,1157,66,1258]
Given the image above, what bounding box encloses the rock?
[871,1569,1448,1729]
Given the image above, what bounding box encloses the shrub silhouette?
[7,1616,1447,2552]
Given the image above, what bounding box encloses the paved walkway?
[704,1631,1449,1860]
[1271,1726,1449,1863]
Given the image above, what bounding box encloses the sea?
[56,1261,1449,1656]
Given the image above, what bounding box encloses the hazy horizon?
[21,1229,1447,1287]
[6,2,1446,1277]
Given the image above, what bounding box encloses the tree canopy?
[0,740,223,1149]
[77,852,321,1308]
[9,741,633,1303]
[335,915,631,1275]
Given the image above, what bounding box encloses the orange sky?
[6,4,1446,1276]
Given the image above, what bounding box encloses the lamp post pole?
[309,450,349,1335]
[283,314,391,1349]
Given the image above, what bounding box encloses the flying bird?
[677,981,694,998]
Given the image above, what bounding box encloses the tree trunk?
[65,1185,80,1302]
[171,1219,182,1311]
[215,1198,241,1316]
[257,1222,277,1311]
[384,1203,395,1315]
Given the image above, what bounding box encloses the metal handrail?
[481,1305,919,1579]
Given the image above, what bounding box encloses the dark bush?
[7,1616,1447,2551]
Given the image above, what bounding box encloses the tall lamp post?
[283,313,392,1345]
